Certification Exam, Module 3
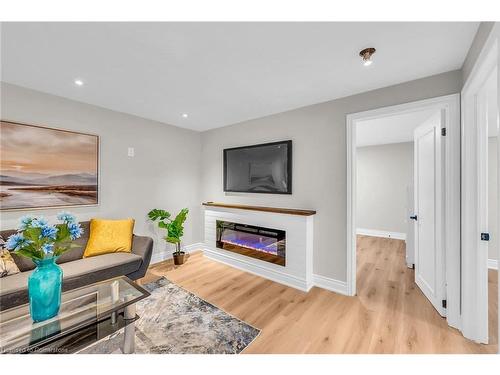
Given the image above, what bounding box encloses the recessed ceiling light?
[182,113,188,118]
[359,47,376,67]
[74,79,84,86]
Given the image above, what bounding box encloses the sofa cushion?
[0,252,142,310]
[61,252,142,287]
[0,271,30,298]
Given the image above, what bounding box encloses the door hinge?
[441,128,446,136]
[481,232,490,241]
[442,299,447,309]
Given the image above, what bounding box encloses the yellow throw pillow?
[83,218,135,258]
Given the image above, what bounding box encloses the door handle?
[410,215,418,221]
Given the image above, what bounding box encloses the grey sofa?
[0,221,153,310]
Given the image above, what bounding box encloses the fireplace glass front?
[216,220,286,266]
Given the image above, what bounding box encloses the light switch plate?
[128,147,135,157]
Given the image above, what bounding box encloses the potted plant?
[5,212,83,322]
[148,208,189,265]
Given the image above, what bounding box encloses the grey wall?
[200,70,462,281]
[0,83,203,258]
[356,142,413,234]
[489,137,498,261]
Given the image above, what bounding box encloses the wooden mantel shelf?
[202,202,316,216]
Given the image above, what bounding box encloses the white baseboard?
[488,258,498,270]
[150,250,169,265]
[150,242,205,264]
[203,246,311,291]
[184,242,206,253]
[357,228,406,241]
[312,274,349,296]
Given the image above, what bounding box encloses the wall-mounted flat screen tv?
[223,140,292,194]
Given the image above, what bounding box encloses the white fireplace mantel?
[202,202,315,291]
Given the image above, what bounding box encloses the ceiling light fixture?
[74,79,84,86]
[182,113,188,118]
[359,47,376,66]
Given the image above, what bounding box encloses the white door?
[413,111,446,316]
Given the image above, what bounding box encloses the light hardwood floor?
[140,235,498,353]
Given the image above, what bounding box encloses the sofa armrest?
[127,234,154,280]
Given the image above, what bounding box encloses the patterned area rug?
[80,277,260,354]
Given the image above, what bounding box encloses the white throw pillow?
[0,236,21,277]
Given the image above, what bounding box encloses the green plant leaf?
[148,209,171,221]
[23,227,42,244]
[150,208,188,245]
[22,242,44,259]
[13,247,43,261]
[55,223,71,242]
[165,236,180,244]
[53,246,67,256]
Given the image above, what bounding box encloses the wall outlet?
[128,147,135,157]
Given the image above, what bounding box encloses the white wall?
[356,142,413,235]
[0,83,203,259]
[489,137,498,261]
[200,70,462,282]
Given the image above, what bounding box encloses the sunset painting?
[0,121,99,210]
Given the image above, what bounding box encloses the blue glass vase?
[28,257,63,322]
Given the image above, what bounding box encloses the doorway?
[347,94,461,330]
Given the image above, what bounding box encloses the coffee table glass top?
[0,276,150,353]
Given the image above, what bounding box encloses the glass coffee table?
[0,276,150,354]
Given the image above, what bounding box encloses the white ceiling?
[1,22,478,131]
[356,109,438,147]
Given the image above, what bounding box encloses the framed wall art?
[0,120,99,211]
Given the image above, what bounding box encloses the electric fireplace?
[216,220,286,266]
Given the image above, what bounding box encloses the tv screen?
[223,140,292,194]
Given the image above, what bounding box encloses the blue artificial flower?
[57,211,76,224]
[41,243,54,255]
[31,217,49,228]
[19,215,34,230]
[68,222,83,240]
[40,225,58,240]
[5,233,32,251]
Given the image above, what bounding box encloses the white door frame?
[346,93,461,330]
[461,37,498,344]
